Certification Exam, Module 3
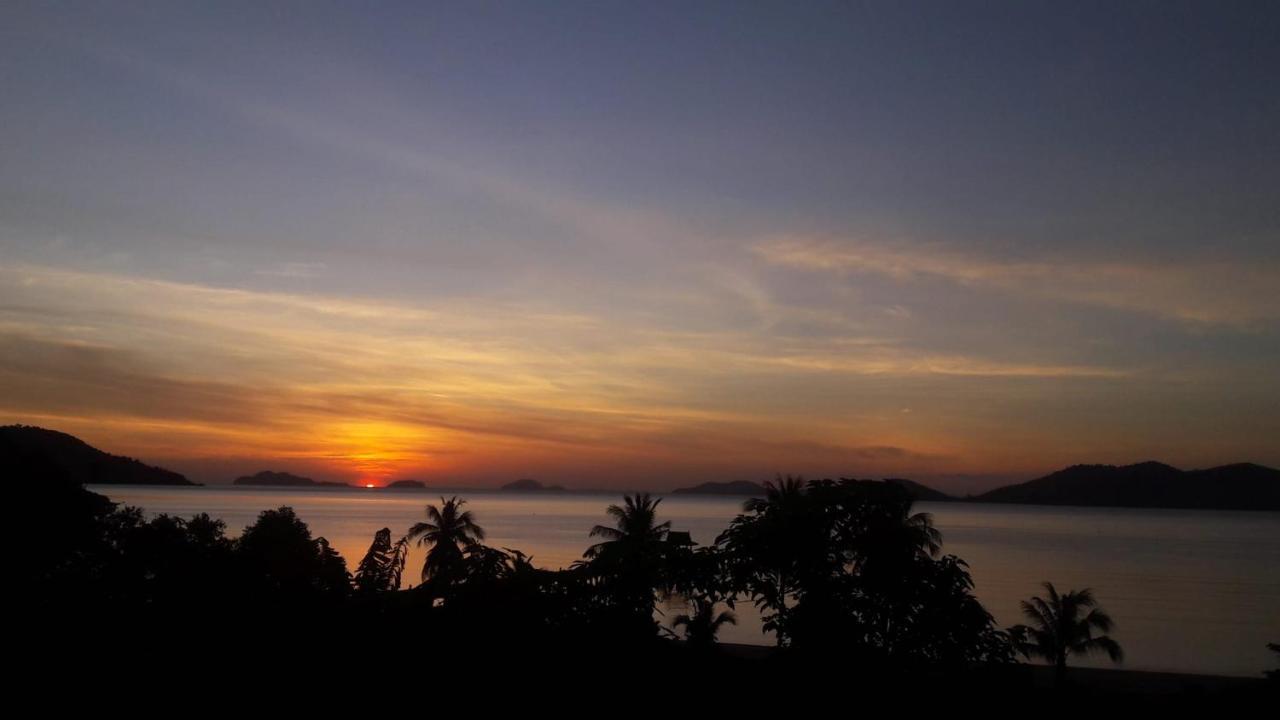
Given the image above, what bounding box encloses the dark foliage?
[354,527,409,593]
[716,476,1010,667]
[29,469,1236,693]
[235,506,351,600]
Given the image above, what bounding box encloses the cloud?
[80,40,688,259]
[254,262,328,279]
[7,262,1136,483]
[753,236,1280,327]
[759,353,1127,378]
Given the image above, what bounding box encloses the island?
[10,425,1277,511]
[383,479,427,490]
[671,463,1280,512]
[233,470,350,487]
[671,480,766,496]
[500,478,566,492]
[972,461,1280,511]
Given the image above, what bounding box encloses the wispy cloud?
[0,262,1148,483]
[753,236,1280,327]
[80,40,688,259]
[254,262,328,279]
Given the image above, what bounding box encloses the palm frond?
[1084,635,1124,663]
[589,525,624,540]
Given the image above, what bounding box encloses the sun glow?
[364,483,375,488]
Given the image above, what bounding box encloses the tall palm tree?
[1009,582,1123,683]
[673,596,737,647]
[585,492,671,558]
[407,497,485,583]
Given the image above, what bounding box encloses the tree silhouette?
[672,596,736,647]
[236,506,351,598]
[576,493,674,637]
[719,477,1008,663]
[407,497,485,584]
[585,492,671,558]
[315,537,352,596]
[355,527,409,593]
[742,474,807,515]
[715,475,827,644]
[1009,582,1123,684]
[462,543,518,582]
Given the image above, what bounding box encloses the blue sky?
[2,2,1277,489]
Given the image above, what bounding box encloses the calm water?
[92,485,1280,677]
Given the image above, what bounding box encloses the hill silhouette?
[8,425,1276,510]
[974,461,1280,511]
[233,470,349,487]
[0,425,194,485]
[672,480,766,496]
[500,478,566,492]
[384,479,427,489]
[884,478,954,502]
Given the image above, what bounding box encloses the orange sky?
[3,264,1275,493]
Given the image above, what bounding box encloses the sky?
[2,1,1278,491]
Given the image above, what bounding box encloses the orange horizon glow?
[1,261,1276,494]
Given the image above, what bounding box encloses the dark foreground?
[20,624,1272,700]
[13,447,1278,698]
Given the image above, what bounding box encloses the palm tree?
[743,474,807,514]
[585,492,671,558]
[851,488,943,572]
[889,505,942,558]
[1009,582,1123,684]
[580,493,673,629]
[407,497,485,583]
[673,596,737,647]
[716,476,811,645]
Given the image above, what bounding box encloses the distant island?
[233,470,349,488]
[672,480,765,496]
[671,478,950,501]
[970,461,1280,511]
[1,424,196,485]
[671,463,1279,511]
[383,479,427,490]
[500,478,566,492]
[9,426,1279,511]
